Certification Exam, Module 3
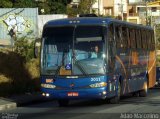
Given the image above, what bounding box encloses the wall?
[38,14,68,37]
[0,8,38,46]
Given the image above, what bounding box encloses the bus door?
[107,23,117,97]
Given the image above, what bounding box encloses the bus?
[40,16,156,106]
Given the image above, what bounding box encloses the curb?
[0,93,54,111]
[15,94,52,106]
[0,98,17,111]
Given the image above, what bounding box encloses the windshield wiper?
[73,56,89,77]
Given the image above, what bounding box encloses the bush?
[14,37,35,61]
[0,37,40,96]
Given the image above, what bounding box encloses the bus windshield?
[41,25,106,76]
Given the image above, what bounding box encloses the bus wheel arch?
[139,73,148,97]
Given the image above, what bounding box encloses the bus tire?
[58,99,69,107]
[132,91,139,97]
[139,82,148,97]
[110,82,121,104]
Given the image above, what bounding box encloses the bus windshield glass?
[42,26,106,76]
[73,26,105,75]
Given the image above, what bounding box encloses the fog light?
[42,93,45,96]
[102,91,107,95]
[46,93,50,97]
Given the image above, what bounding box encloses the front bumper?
[41,87,108,99]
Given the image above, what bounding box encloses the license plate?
[67,92,79,96]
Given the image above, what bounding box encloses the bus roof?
[43,17,153,30]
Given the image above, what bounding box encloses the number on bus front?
[91,78,101,82]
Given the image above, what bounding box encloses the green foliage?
[67,5,78,17]
[157,55,160,66]
[36,0,68,14]
[37,2,51,14]
[0,0,13,8]
[0,50,40,96]
[0,38,40,96]
[155,24,160,49]
[14,37,34,61]
[13,0,36,8]
[67,0,96,17]
[78,0,96,14]
[0,0,71,15]
[49,1,66,14]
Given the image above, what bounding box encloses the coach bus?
[40,16,156,106]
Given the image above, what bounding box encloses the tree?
[0,0,71,14]
[48,1,66,14]
[13,0,36,8]
[37,2,51,14]
[0,0,13,8]
[67,0,96,17]
[155,24,160,48]
[78,0,96,14]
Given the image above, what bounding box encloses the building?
[70,0,128,19]
[127,0,160,25]
[103,0,127,20]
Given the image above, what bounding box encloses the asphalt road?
[1,88,160,119]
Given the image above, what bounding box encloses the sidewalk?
[0,92,52,111]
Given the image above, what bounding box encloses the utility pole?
[146,1,148,26]
[118,0,123,20]
[121,0,124,21]
[98,0,100,16]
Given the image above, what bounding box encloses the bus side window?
[151,31,155,50]
[148,31,151,50]
[145,30,148,50]
[115,26,121,48]
[140,30,144,49]
[122,27,128,49]
[119,27,123,48]
[109,23,114,41]
[127,28,130,48]
[138,30,142,49]
[136,29,141,49]
[141,30,146,49]
[108,24,116,70]
[129,29,136,49]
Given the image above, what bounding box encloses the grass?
[0,50,40,97]
[157,55,160,66]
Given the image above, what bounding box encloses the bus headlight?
[89,82,107,88]
[41,84,56,89]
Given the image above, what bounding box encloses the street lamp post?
[98,0,100,16]
[121,3,124,21]
[146,1,148,26]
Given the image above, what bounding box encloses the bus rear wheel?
[58,99,69,107]
[110,82,121,104]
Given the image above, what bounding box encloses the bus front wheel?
[110,82,121,104]
[58,99,69,107]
